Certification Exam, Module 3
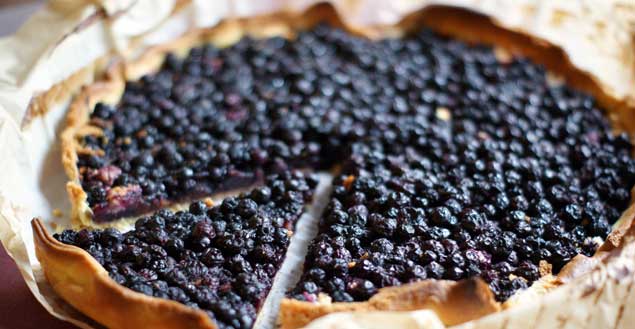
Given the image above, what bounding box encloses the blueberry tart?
[37,3,635,329]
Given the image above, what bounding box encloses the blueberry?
[430,207,457,227]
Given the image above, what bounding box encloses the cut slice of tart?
[34,171,317,329]
[62,19,359,227]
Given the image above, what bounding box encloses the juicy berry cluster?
[80,26,391,222]
[292,135,633,302]
[55,172,317,329]
[282,27,635,301]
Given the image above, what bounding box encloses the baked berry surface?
[67,23,635,324]
[56,172,317,329]
[282,27,635,302]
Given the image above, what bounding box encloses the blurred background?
[0,3,73,329]
[0,0,43,36]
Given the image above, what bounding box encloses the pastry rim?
[46,2,635,329]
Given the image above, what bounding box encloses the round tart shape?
[39,3,635,329]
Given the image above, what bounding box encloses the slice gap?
[254,172,334,329]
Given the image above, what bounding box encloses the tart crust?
[33,205,635,329]
[48,2,635,329]
[33,217,502,329]
[278,278,500,329]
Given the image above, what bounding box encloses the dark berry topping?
[281,26,635,303]
[55,172,316,329]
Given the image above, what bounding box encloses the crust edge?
[61,61,127,227]
[278,278,501,329]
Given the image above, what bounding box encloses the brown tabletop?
[0,244,78,329]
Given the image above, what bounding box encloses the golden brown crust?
[546,201,635,287]
[31,218,216,329]
[61,61,126,227]
[600,201,635,251]
[278,278,500,329]
[551,199,635,284]
[51,2,635,328]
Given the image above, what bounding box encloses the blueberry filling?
[55,172,317,329]
[72,23,635,308]
[282,27,635,302]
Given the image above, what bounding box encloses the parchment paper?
[0,1,634,328]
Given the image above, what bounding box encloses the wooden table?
[0,245,76,329]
